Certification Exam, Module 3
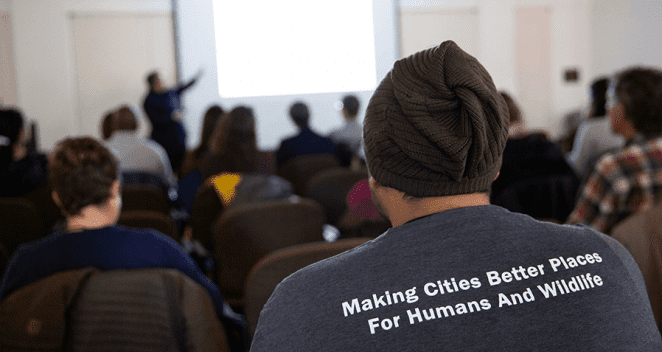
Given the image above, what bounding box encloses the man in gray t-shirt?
[250,41,662,351]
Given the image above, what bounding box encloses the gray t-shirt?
[250,205,662,351]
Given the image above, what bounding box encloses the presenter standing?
[143,70,202,173]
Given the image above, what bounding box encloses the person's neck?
[387,193,491,227]
[66,206,115,232]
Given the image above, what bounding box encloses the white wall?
[590,0,662,78]
[4,0,662,151]
[8,0,171,150]
[401,0,592,136]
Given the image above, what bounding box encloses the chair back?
[0,197,46,256]
[212,198,325,307]
[117,210,179,241]
[190,182,224,249]
[612,203,662,334]
[121,184,170,215]
[491,173,579,223]
[304,167,368,226]
[0,240,8,277]
[244,238,370,337]
[67,269,230,352]
[277,154,341,196]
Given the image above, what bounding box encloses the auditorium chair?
[244,238,371,337]
[612,203,662,334]
[211,197,325,309]
[0,197,46,256]
[304,167,368,227]
[190,182,224,250]
[0,268,231,352]
[121,184,171,215]
[0,240,9,276]
[117,210,179,241]
[277,154,341,196]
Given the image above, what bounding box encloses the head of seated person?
[111,106,138,135]
[289,101,310,130]
[100,110,115,140]
[49,137,121,232]
[341,95,360,122]
[609,67,662,141]
[0,108,26,168]
[207,105,259,174]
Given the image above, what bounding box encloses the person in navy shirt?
[0,136,246,349]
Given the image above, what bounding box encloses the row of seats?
[0,238,371,349]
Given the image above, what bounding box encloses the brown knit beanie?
[363,40,509,197]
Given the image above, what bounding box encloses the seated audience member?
[566,77,625,178]
[567,67,662,234]
[490,92,579,223]
[275,101,336,169]
[0,137,246,348]
[556,108,586,154]
[105,105,176,193]
[250,41,662,351]
[329,94,362,153]
[0,109,48,197]
[179,105,224,178]
[201,106,292,207]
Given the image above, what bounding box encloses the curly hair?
[49,137,118,216]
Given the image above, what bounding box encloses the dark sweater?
[0,225,242,327]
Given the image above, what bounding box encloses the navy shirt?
[0,225,242,325]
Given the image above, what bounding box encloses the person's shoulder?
[111,225,174,243]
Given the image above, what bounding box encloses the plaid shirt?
[567,135,662,234]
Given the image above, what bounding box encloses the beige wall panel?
[72,14,176,139]
[399,7,479,59]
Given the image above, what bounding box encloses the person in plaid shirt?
[567,67,662,234]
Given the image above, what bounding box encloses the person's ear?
[493,171,500,181]
[368,177,380,191]
[111,180,120,196]
[51,191,61,207]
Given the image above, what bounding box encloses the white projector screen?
[174,0,397,150]
[213,0,377,98]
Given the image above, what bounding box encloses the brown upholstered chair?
[612,203,662,334]
[304,167,368,226]
[23,183,64,233]
[0,197,46,256]
[0,268,230,352]
[244,238,370,337]
[0,240,8,277]
[117,210,179,241]
[277,154,341,196]
[121,184,170,215]
[190,182,224,249]
[211,197,326,309]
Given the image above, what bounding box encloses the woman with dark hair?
[201,106,259,181]
[566,77,625,177]
[0,108,48,197]
[200,106,291,208]
[178,104,224,178]
[0,136,246,348]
